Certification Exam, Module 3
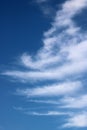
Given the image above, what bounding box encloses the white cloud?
[64,112,87,127]
[2,56,87,81]
[29,99,60,104]
[2,0,87,82]
[3,40,87,81]
[30,94,87,108]
[61,94,87,109]
[26,111,67,116]
[16,81,82,97]
[2,0,87,128]
[54,0,87,28]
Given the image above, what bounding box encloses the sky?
[1,0,87,130]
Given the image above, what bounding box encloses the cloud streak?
[60,94,87,109]
[27,111,68,116]
[16,81,82,97]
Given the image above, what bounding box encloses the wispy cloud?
[35,0,48,4]
[2,0,87,128]
[13,106,69,116]
[2,0,87,82]
[33,0,55,16]
[60,94,87,109]
[29,99,60,104]
[26,111,68,116]
[16,81,82,97]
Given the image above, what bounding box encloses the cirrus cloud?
[2,0,87,128]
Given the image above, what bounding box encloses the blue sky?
[1,0,87,130]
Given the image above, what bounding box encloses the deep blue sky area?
[1,0,87,130]
[0,0,79,65]
[0,0,51,64]
[0,0,62,130]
